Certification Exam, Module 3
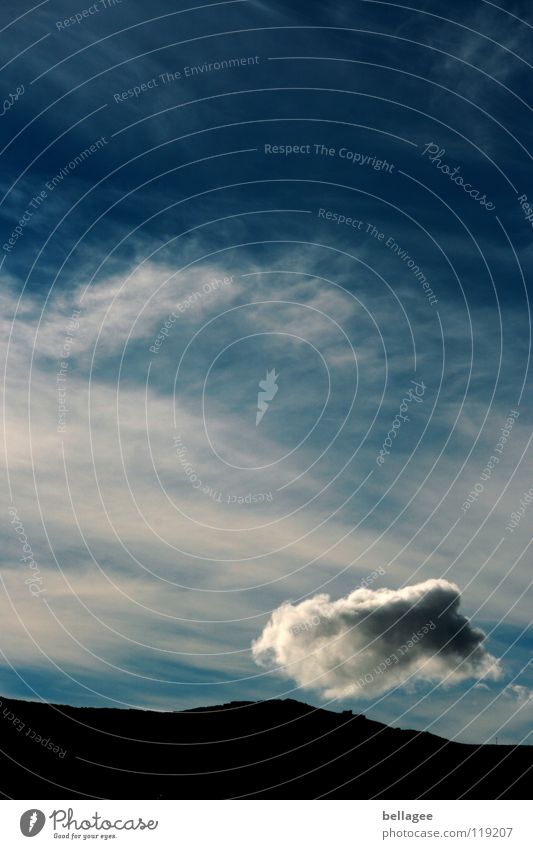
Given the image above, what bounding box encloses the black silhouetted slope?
[0,696,530,799]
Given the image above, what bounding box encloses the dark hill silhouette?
[0,695,530,799]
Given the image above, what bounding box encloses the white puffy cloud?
[503,684,533,705]
[252,579,502,698]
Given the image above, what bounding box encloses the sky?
[0,0,532,746]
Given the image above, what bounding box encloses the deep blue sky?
[0,0,532,745]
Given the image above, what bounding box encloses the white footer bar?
[2,799,529,847]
